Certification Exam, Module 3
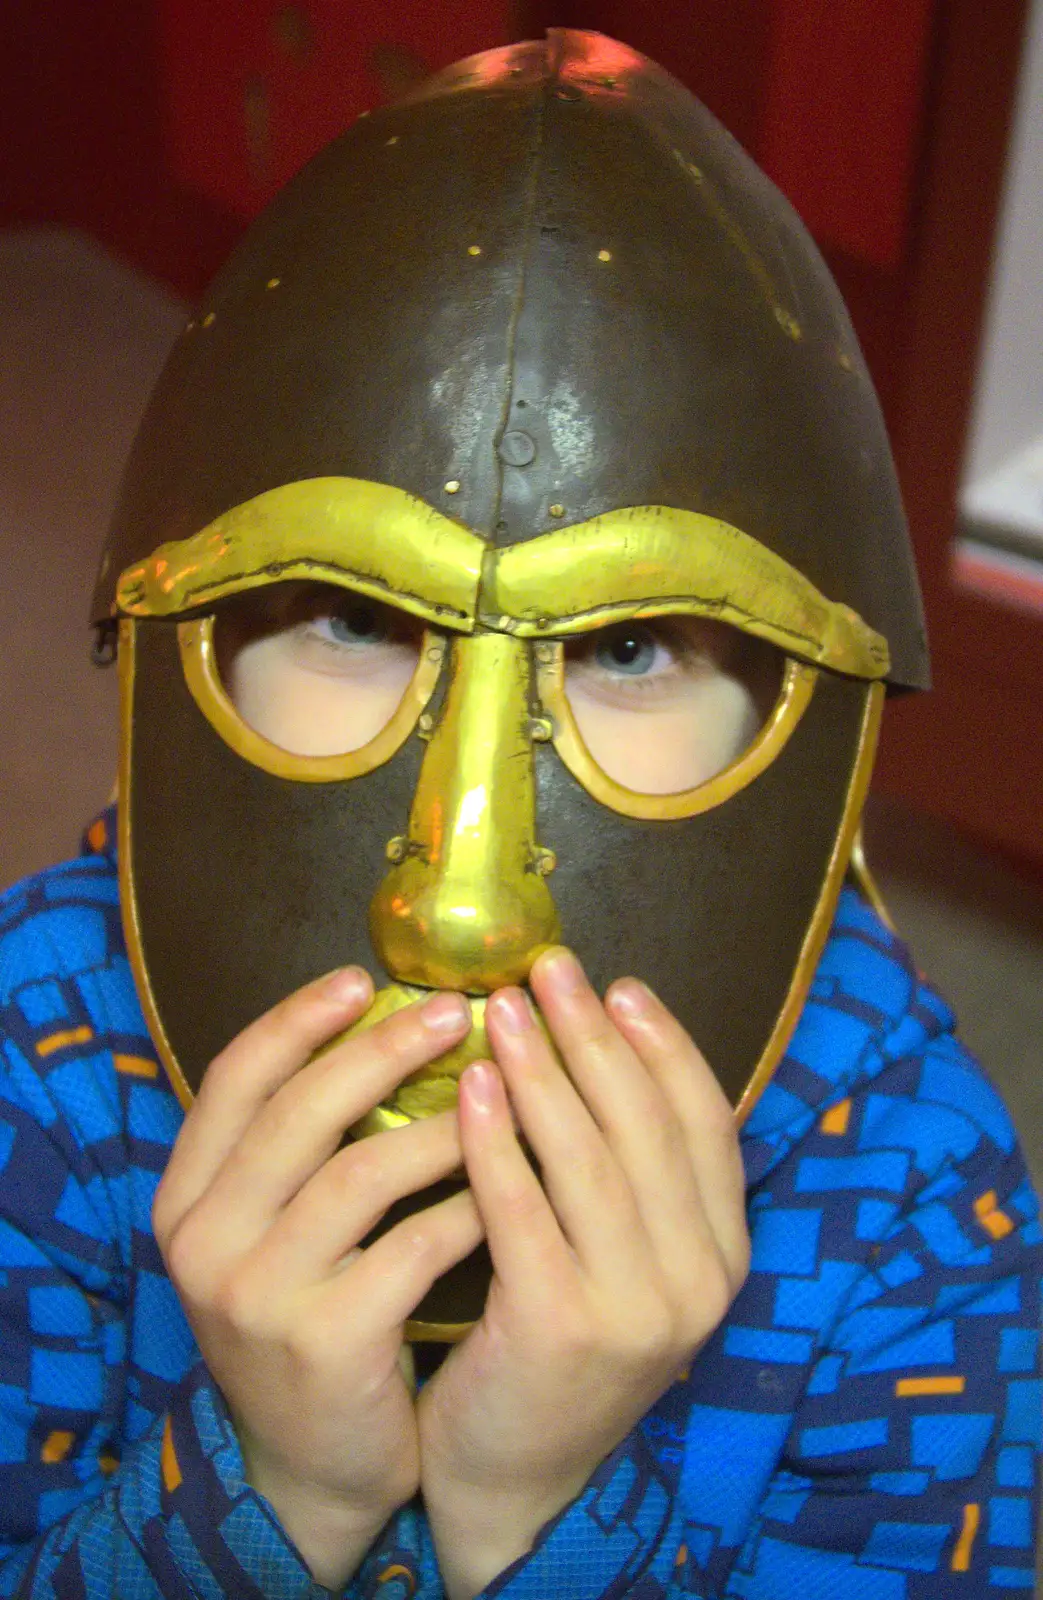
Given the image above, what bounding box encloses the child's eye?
[559,614,784,795]
[591,624,670,677]
[309,599,394,648]
[566,621,686,693]
[212,581,429,759]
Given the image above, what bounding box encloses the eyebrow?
[116,477,485,631]
[116,477,888,680]
[483,508,889,679]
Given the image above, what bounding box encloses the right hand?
[151,968,481,1590]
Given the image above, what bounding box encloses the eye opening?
[177,590,444,783]
[211,581,423,666]
[539,616,814,819]
[562,613,784,719]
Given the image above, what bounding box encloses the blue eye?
[325,600,388,645]
[595,625,658,675]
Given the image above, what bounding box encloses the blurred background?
[0,0,1041,1188]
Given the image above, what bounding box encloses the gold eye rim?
[177,613,445,783]
[535,646,817,820]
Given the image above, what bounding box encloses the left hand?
[417,948,750,1600]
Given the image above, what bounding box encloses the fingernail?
[463,1059,500,1112]
[536,947,583,994]
[488,988,533,1034]
[608,979,653,1020]
[322,967,370,1004]
[421,991,471,1034]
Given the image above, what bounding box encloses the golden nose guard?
[370,631,561,993]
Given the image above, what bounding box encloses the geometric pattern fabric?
[0,810,1039,1597]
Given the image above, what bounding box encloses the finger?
[155,966,372,1236]
[183,991,472,1249]
[324,1187,485,1337]
[246,1110,466,1291]
[156,989,471,1250]
[481,995,647,1287]
[526,950,714,1284]
[606,978,749,1286]
[456,1059,572,1301]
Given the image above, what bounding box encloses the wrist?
[244,1452,404,1591]
[425,1475,584,1600]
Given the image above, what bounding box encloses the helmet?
[94,30,928,1336]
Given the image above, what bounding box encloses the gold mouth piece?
[343,983,486,1137]
[336,983,554,1139]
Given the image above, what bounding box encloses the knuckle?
[327,1139,400,1219]
[210,1269,263,1333]
[689,1255,735,1332]
[162,1217,206,1293]
[577,1017,619,1064]
[621,1300,676,1364]
[254,1074,326,1152]
[703,1083,740,1140]
[282,1316,322,1368]
[395,1221,440,1266]
[367,1004,427,1061]
[196,1037,255,1107]
[268,982,318,1035]
[492,1171,550,1228]
[151,1184,176,1249]
[337,1137,382,1196]
[565,1139,614,1195]
[386,1216,451,1283]
[636,1091,684,1158]
[497,1177,545,1230]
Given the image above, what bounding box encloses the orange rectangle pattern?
[895,1375,965,1397]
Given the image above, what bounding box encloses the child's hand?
[417,951,750,1600]
[151,970,481,1591]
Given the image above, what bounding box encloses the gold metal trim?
[122,623,481,1348]
[116,477,485,631]
[334,988,493,1140]
[369,634,562,991]
[177,616,445,784]
[482,508,890,680]
[536,651,817,820]
[117,620,195,1111]
[405,1319,476,1344]
[116,483,889,684]
[849,825,898,932]
[734,680,886,1124]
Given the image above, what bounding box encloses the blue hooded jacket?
[0,810,1039,1597]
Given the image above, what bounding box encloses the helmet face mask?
[98,30,926,1337]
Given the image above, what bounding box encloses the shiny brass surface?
[483,509,890,680]
[370,633,561,992]
[117,481,888,688]
[178,615,445,783]
[538,650,817,820]
[116,477,485,631]
[405,1319,479,1344]
[345,984,560,1138]
[849,826,897,932]
[336,985,491,1138]
[116,620,195,1111]
[734,681,886,1123]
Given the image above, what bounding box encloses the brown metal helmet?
[94,30,928,1337]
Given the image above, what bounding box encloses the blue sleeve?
[476,1384,693,1598]
[724,1038,1042,1597]
[0,859,337,1598]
